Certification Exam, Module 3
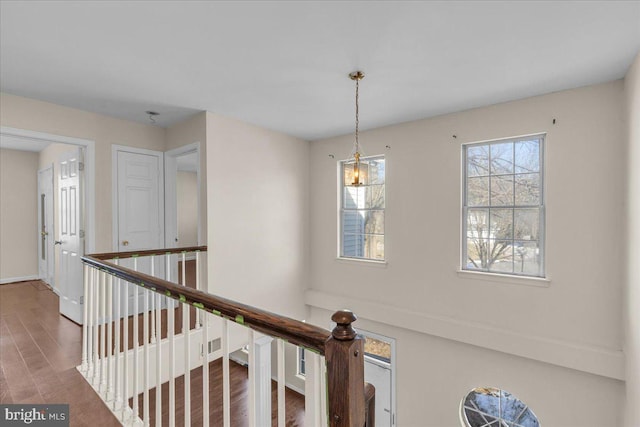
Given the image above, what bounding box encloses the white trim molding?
[0,275,39,285]
[305,289,625,381]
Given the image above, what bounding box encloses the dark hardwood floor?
[1,280,306,426]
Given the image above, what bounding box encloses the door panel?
[116,150,164,314]
[58,148,84,324]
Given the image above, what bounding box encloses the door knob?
[122,240,129,246]
[54,240,63,245]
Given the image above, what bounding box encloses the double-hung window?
[463,135,545,277]
[340,155,385,261]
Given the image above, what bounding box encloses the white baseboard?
[0,275,39,285]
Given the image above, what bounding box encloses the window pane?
[365,235,384,260]
[366,185,385,209]
[490,175,514,206]
[466,238,489,269]
[514,208,539,240]
[490,208,513,240]
[344,187,364,209]
[515,173,540,205]
[467,209,489,239]
[343,162,355,184]
[489,240,513,273]
[515,139,540,173]
[343,211,365,234]
[514,241,541,275]
[490,142,514,174]
[467,177,489,206]
[467,145,490,177]
[342,233,364,258]
[367,158,385,184]
[364,211,384,234]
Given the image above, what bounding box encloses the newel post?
[326,310,366,427]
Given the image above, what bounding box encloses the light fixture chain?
[355,78,359,153]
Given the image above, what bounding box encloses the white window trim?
[296,346,306,380]
[338,154,386,262]
[461,133,546,279]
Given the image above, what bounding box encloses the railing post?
[326,310,366,427]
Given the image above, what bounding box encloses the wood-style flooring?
[0,280,306,426]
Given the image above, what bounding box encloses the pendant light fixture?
[349,70,365,186]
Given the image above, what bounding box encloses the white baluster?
[305,351,322,427]
[143,287,150,426]
[320,355,328,427]
[101,271,107,394]
[167,254,175,427]
[222,318,230,427]
[122,278,130,421]
[86,265,94,378]
[202,310,209,427]
[114,261,122,411]
[248,329,255,427]
[195,252,201,329]
[277,339,285,427]
[92,268,100,386]
[81,264,89,373]
[150,256,156,344]
[133,257,140,424]
[182,252,190,427]
[107,274,114,401]
[155,291,162,427]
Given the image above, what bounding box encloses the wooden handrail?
[82,248,375,426]
[88,245,208,261]
[82,254,330,353]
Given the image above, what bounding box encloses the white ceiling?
[1,1,639,141]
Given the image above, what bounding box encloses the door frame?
[164,142,201,247]
[37,164,54,286]
[111,145,165,251]
[360,329,397,427]
[0,126,96,255]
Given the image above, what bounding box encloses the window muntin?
[463,136,544,277]
[297,347,306,377]
[340,156,385,261]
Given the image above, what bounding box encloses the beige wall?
[177,171,198,247]
[624,52,640,427]
[0,149,39,281]
[0,92,166,253]
[308,81,626,425]
[206,112,309,320]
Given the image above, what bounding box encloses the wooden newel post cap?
[331,309,358,341]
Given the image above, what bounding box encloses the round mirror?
[460,387,540,427]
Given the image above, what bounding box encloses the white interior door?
[57,148,84,324]
[365,357,393,427]
[115,148,164,312]
[38,166,54,287]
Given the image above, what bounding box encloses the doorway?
[361,330,397,427]
[164,142,201,248]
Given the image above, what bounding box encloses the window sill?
[295,374,306,382]
[336,257,388,268]
[456,270,550,288]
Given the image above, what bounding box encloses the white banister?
[85,265,94,378]
[155,291,162,427]
[100,271,107,393]
[150,256,156,343]
[248,329,255,427]
[143,287,150,426]
[277,339,285,427]
[305,350,323,427]
[251,334,273,427]
[167,253,175,427]
[182,252,191,427]
[195,251,202,329]
[222,318,230,427]
[106,274,114,401]
[132,259,140,423]
[122,279,129,421]
[93,267,100,386]
[114,262,122,411]
[202,311,209,427]
[81,264,89,372]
